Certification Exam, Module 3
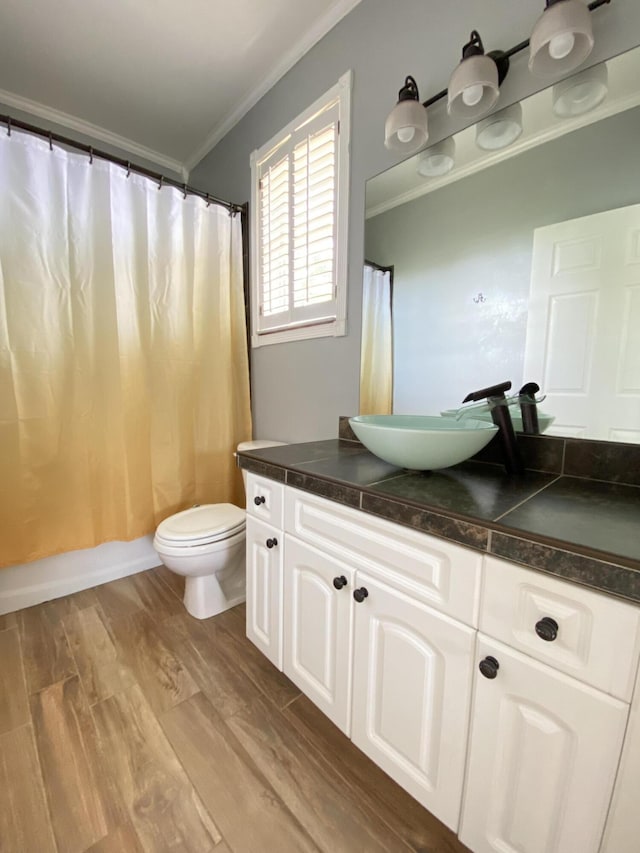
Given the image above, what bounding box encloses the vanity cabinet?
[243,472,640,851]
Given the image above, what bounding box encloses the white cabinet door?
[245,516,283,669]
[351,572,475,832]
[283,536,354,734]
[460,635,629,853]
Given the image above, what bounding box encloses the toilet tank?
[236,440,286,490]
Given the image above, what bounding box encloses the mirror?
[363,47,640,443]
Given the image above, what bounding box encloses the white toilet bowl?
[153,440,284,619]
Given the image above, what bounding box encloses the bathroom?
[1,1,640,851]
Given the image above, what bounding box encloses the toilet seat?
[154,503,245,548]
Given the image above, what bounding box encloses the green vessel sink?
[349,415,499,471]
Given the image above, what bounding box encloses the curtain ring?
[158,175,163,190]
[6,117,11,137]
[126,161,131,177]
[48,131,53,151]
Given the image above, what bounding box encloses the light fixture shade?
[448,53,500,119]
[417,137,456,177]
[384,99,429,154]
[529,0,595,77]
[476,103,523,151]
[553,61,608,117]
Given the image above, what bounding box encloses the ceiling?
[0,0,361,178]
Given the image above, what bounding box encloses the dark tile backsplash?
[564,438,640,487]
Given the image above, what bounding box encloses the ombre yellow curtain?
[0,131,252,568]
[360,264,393,415]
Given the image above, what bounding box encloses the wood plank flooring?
[0,568,470,853]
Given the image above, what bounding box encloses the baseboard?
[0,536,160,615]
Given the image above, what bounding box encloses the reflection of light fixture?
[383,0,611,157]
[448,31,509,119]
[417,137,456,177]
[384,76,429,153]
[476,103,523,150]
[553,61,608,116]
[529,0,595,77]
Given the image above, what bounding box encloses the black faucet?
[462,380,524,475]
[518,382,540,435]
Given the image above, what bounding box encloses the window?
[250,71,351,346]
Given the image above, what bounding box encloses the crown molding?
[184,0,362,172]
[0,88,188,180]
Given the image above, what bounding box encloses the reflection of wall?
[365,107,640,415]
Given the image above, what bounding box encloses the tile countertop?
[237,439,640,605]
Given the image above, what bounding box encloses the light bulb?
[549,31,575,60]
[462,84,484,107]
[396,126,416,144]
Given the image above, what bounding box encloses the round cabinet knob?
[333,576,348,590]
[265,537,278,549]
[254,495,266,506]
[535,616,559,642]
[479,656,500,679]
[353,587,369,603]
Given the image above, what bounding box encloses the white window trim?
[250,70,352,348]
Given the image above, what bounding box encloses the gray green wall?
[191,0,640,442]
[365,107,640,414]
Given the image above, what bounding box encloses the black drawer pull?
[479,656,500,679]
[353,587,369,603]
[535,617,559,642]
[333,576,348,590]
[266,537,278,549]
[254,495,266,506]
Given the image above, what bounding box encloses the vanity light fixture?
[384,76,430,152]
[384,0,611,157]
[552,61,609,116]
[529,0,596,77]
[476,103,523,151]
[447,31,509,120]
[417,137,456,177]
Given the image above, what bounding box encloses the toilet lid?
[156,503,245,545]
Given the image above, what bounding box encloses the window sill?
[251,318,346,348]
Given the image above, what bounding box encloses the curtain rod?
[0,113,243,215]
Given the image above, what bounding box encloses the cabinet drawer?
[285,487,482,626]
[481,556,640,701]
[245,472,284,527]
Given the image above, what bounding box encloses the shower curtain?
[0,130,252,568]
[360,264,393,415]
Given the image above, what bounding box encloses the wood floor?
[0,567,470,853]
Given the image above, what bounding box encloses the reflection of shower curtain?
[0,131,252,568]
[360,264,393,415]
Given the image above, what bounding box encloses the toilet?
[153,440,285,619]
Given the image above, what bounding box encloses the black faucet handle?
[518,381,541,435]
[518,382,540,399]
[463,380,512,403]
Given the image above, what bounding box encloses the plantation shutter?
[256,100,339,333]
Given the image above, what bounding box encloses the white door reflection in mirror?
[360,263,393,415]
[525,204,640,441]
